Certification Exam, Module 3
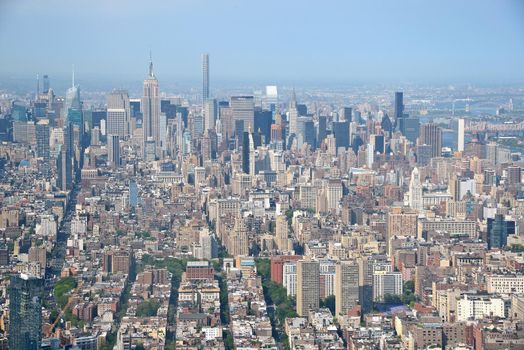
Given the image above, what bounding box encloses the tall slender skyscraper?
[242,131,250,174]
[57,123,74,191]
[288,89,299,136]
[9,273,44,350]
[64,68,82,127]
[202,53,210,103]
[107,134,120,168]
[141,55,161,158]
[248,130,256,178]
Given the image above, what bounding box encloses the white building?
[373,271,402,302]
[456,294,505,321]
[487,274,524,294]
[283,261,297,296]
[408,167,423,211]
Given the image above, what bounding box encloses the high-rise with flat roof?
[297,258,320,316]
[335,261,359,316]
[9,273,44,350]
[107,90,131,138]
[452,118,465,152]
[394,91,404,120]
[419,123,442,158]
[231,96,254,133]
[107,134,120,168]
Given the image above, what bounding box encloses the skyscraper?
[107,90,131,138]
[202,53,210,103]
[242,131,250,174]
[254,110,272,145]
[231,96,254,133]
[318,116,327,145]
[64,68,82,127]
[296,258,320,316]
[9,273,44,350]
[451,118,465,152]
[288,89,299,136]
[141,56,161,158]
[204,98,217,131]
[56,123,74,191]
[401,116,420,144]
[419,123,442,157]
[394,91,404,120]
[107,134,120,168]
[487,214,515,249]
[36,119,50,160]
[339,107,352,122]
[335,261,359,316]
[248,130,256,178]
[42,74,50,94]
[332,121,350,149]
[409,167,423,211]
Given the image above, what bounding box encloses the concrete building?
[335,261,359,316]
[297,258,320,316]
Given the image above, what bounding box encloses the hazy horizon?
[1,0,524,88]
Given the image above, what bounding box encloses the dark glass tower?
[242,131,250,174]
[317,116,327,146]
[332,121,350,149]
[9,274,44,350]
[487,214,515,249]
[394,92,404,120]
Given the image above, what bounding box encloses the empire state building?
[141,57,160,158]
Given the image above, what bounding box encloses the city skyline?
[1,0,524,85]
[0,2,524,349]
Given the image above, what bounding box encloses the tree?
[136,299,160,317]
[320,295,336,315]
[383,294,402,305]
[510,244,524,253]
[401,280,417,305]
[54,276,77,308]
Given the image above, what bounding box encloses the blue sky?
[0,0,523,85]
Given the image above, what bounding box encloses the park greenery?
[53,276,77,308]
[382,280,417,306]
[136,299,160,317]
[255,258,297,323]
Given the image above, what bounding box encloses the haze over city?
[1,2,524,350]
[1,0,524,86]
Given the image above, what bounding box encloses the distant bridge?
[465,121,524,133]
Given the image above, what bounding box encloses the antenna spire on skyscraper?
[149,50,155,78]
[72,64,75,87]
